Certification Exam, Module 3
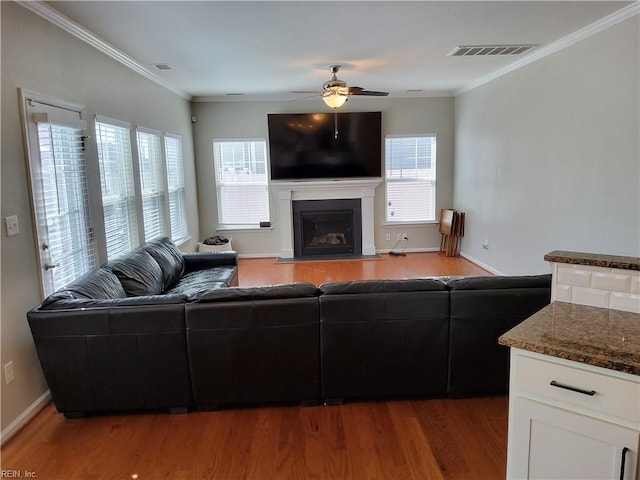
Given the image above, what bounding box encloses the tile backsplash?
[552,264,640,313]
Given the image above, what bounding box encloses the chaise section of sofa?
[28,297,192,417]
[446,274,552,396]
[185,283,321,410]
[27,237,238,417]
[319,278,450,403]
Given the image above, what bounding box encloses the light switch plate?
[4,215,19,237]
[4,361,14,384]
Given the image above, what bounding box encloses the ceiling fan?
[294,65,389,109]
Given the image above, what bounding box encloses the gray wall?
[454,17,639,274]
[1,2,199,434]
[192,97,455,255]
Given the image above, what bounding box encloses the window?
[212,140,270,228]
[164,134,188,241]
[97,119,190,259]
[22,94,97,296]
[95,117,139,259]
[136,128,166,241]
[22,92,191,293]
[385,135,437,223]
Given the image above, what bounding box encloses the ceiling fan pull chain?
[334,110,339,139]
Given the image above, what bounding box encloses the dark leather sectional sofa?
[27,237,551,417]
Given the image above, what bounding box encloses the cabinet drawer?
[512,353,640,424]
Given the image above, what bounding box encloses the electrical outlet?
[385,233,391,241]
[397,233,403,241]
[4,361,15,384]
[402,233,408,240]
[482,239,489,250]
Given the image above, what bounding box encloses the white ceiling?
[42,1,635,101]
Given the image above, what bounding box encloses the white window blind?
[164,134,188,241]
[213,140,270,228]
[35,121,96,293]
[385,135,437,223]
[137,128,166,241]
[95,118,139,259]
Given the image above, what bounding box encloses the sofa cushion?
[142,237,185,290]
[194,282,319,303]
[165,268,237,299]
[446,274,552,291]
[320,278,447,295]
[109,247,164,296]
[41,266,126,308]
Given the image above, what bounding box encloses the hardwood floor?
[237,252,490,287]
[2,397,508,480]
[1,253,507,480]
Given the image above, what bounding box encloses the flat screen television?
[267,111,382,180]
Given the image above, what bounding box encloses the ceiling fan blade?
[291,90,322,94]
[349,88,389,97]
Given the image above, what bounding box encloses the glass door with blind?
[21,92,97,297]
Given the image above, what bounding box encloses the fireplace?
[293,199,362,258]
[272,178,382,259]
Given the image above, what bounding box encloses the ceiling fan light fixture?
[322,92,348,109]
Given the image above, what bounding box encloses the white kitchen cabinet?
[506,349,640,480]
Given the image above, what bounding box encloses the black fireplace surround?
[293,199,362,258]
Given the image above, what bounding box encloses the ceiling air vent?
[153,63,172,70]
[448,45,537,57]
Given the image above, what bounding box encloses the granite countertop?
[499,301,640,376]
[544,250,640,271]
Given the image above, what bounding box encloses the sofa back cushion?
[446,274,551,290]
[109,247,164,296]
[41,266,126,308]
[447,275,551,396]
[319,282,450,400]
[194,282,319,303]
[320,278,447,295]
[142,237,185,290]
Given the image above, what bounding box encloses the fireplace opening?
[293,199,362,258]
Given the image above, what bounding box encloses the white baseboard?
[377,247,440,254]
[237,253,281,259]
[1,390,51,446]
[239,248,442,258]
[459,251,504,275]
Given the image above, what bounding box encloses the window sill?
[217,226,273,233]
[382,221,438,227]
[173,235,193,247]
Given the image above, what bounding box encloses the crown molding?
[455,2,640,96]
[17,0,192,101]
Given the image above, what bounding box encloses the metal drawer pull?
[549,380,596,396]
[620,447,629,480]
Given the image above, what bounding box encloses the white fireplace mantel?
[272,178,382,258]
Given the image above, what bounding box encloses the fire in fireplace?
[293,199,362,258]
